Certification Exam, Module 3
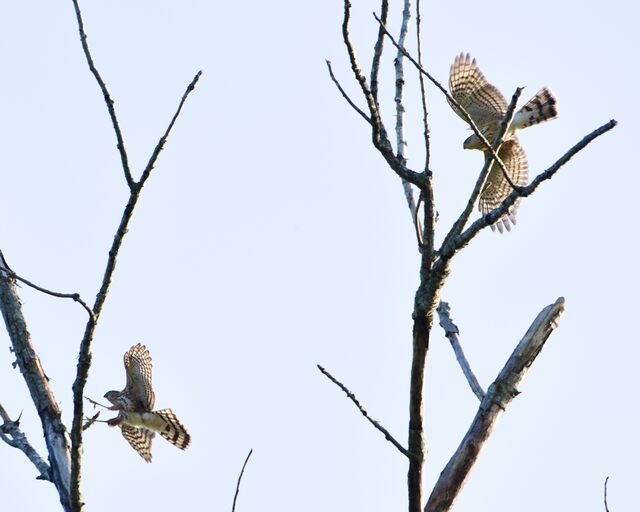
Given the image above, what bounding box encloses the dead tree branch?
[318,364,411,459]
[436,302,485,401]
[65,2,203,510]
[0,257,94,321]
[0,271,72,510]
[0,403,51,481]
[447,119,618,253]
[604,476,611,512]
[425,297,565,512]
[70,0,134,189]
[373,12,518,187]
[231,449,253,512]
[339,1,425,189]
[370,0,388,104]
[331,6,617,512]
[394,0,418,223]
[325,60,371,124]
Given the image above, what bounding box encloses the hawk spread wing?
[447,52,558,231]
[479,138,528,233]
[448,52,506,129]
[120,424,155,463]
[123,343,155,411]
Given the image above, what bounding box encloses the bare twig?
[370,0,388,103]
[426,298,565,512]
[373,12,515,177]
[339,1,425,189]
[70,0,134,189]
[137,71,202,188]
[232,449,253,512]
[0,403,51,481]
[0,264,94,321]
[415,0,430,172]
[437,302,485,401]
[326,60,371,124]
[317,364,411,459]
[84,396,110,409]
[394,1,410,157]
[81,412,100,431]
[604,476,611,512]
[435,88,522,256]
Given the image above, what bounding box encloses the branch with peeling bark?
[436,302,485,401]
[0,403,51,481]
[0,270,72,509]
[426,298,565,511]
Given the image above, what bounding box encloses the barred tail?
[154,409,191,451]
[512,87,558,130]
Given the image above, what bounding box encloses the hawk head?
[104,390,133,410]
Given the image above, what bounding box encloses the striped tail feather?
[154,409,191,451]
[512,87,558,130]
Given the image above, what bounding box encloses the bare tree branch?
[0,403,51,481]
[436,302,485,401]
[370,0,388,104]
[69,69,202,511]
[317,364,411,459]
[231,449,254,512]
[339,1,425,189]
[440,88,522,247]
[67,4,203,510]
[0,272,71,510]
[448,119,618,253]
[0,256,94,321]
[393,0,418,224]
[425,297,565,512]
[373,12,517,180]
[137,71,202,188]
[415,0,430,173]
[325,60,371,124]
[70,0,134,189]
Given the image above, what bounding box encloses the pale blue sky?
[0,1,636,510]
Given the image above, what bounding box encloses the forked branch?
[68,2,203,510]
[426,297,565,512]
[0,403,51,481]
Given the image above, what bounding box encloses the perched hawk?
[448,52,558,232]
[105,343,191,462]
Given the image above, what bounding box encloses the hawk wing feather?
[448,52,507,128]
[123,343,155,411]
[479,138,528,233]
[120,424,155,463]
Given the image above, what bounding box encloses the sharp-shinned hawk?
[448,52,558,232]
[105,343,191,462]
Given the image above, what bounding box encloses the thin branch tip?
[318,364,411,458]
[232,449,254,512]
